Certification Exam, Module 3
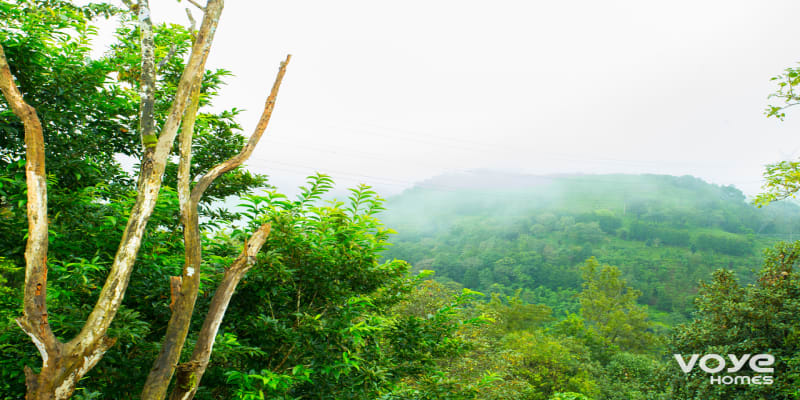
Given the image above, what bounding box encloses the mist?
[379,171,800,240]
[82,0,800,199]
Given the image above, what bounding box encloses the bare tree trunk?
[1,39,116,400]
[169,223,272,400]
[0,1,226,398]
[143,54,291,400]
[139,70,204,400]
[0,41,58,399]
[138,0,157,161]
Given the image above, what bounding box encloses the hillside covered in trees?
[2,1,800,399]
[369,172,800,400]
[382,171,800,321]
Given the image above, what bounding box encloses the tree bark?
[68,0,223,361]
[139,76,203,400]
[0,41,118,400]
[169,223,272,400]
[0,1,225,398]
[138,0,157,161]
[142,54,290,400]
[0,41,58,399]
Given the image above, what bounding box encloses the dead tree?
[141,49,290,400]
[0,1,290,398]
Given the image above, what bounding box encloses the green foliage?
[5,3,800,399]
[503,330,599,399]
[382,172,793,317]
[765,63,800,120]
[177,178,501,400]
[0,3,355,398]
[756,62,800,207]
[596,352,667,400]
[0,257,26,399]
[185,178,404,399]
[567,222,605,245]
[578,258,657,354]
[484,291,552,333]
[385,281,506,399]
[754,160,800,207]
[0,0,131,190]
[628,221,690,247]
[693,231,752,256]
[225,365,312,400]
[549,393,593,400]
[579,209,622,234]
[388,283,487,377]
[390,280,661,400]
[668,241,800,399]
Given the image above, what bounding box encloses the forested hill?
[380,171,800,321]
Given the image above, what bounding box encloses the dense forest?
[1,1,800,400]
[376,171,800,399]
[382,171,800,321]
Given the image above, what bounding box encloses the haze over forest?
[381,171,800,316]
[3,1,800,399]
[91,0,800,198]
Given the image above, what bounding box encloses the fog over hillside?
[382,170,800,235]
[379,171,800,324]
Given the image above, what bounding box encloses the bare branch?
[152,0,223,161]
[186,0,205,11]
[156,43,178,71]
[2,0,229,397]
[67,0,225,370]
[169,276,182,311]
[185,7,197,33]
[143,54,290,400]
[178,81,202,213]
[167,55,292,400]
[190,54,292,205]
[169,223,272,400]
[140,73,203,400]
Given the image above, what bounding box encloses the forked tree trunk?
[142,54,291,400]
[169,223,272,400]
[0,1,225,398]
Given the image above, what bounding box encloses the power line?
[245,157,768,199]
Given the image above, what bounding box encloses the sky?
[94,0,800,197]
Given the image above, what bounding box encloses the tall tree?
[0,1,290,398]
[668,241,800,399]
[578,257,656,353]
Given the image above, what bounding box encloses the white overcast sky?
[93,0,800,197]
